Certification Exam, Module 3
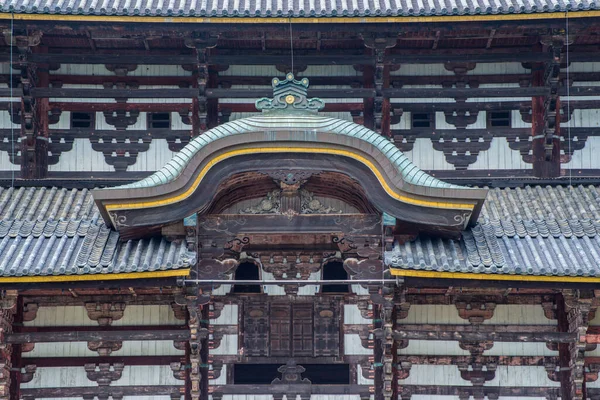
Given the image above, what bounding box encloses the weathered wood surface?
[212,384,371,395]
[392,330,576,342]
[19,355,184,367]
[400,385,560,397]
[20,385,182,398]
[6,329,190,343]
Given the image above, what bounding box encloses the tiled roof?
[0,187,195,278]
[1,0,594,17]
[386,185,600,277]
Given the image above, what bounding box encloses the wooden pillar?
[557,290,596,400]
[0,293,17,400]
[186,34,218,134]
[362,62,375,130]
[532,37,563,178]
[362,34,396,137]
[10,31,46,179]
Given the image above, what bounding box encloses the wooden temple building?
[4,4,600,400]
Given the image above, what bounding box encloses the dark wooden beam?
[16,325,187,333]
[6,329,190,344]
[11,85,600,100]
[400,385,560,397]
[212,384,371,395]
[392,330,576,342]
[20,355,184,368]
[397,355,558,366]
[20,385,182,399]
[397,324,559,333]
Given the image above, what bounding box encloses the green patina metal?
[111,74,466,192]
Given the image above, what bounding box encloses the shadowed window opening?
[232,261,261,293]
[233,364,350,384]
[412,112,433,128]
[488,111,511,128]
[322,261,349,293]
[71,112,94,128]
[148,112,171,129]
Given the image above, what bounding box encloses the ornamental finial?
[255,73,325,113]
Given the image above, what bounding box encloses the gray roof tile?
[386,185,600,277]
[0,187,196,279]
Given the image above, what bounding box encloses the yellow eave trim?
[391,268,600,283]
[104,146,475,213]
[0,268,190,283]
[0,10,597,23]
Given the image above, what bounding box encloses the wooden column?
[532,36,564,178]
[362,34,396,137]
[0,293,17,400]
[557,290,596,400]
[9,31,46,179]
[362,62,375,130]
[185,34,219,134]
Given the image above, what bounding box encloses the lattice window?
[71,112,94,128]
[488,111,511,128]
[411,112,433,128]
[148,112,171,129]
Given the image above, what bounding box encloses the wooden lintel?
[6,329,190,344]
[19,355,184,368]
[20,385,182,398]
[400,385,560,397]
[212,384,371,395]
[396,355,558,366]
[396,324,559,333]
[392,330,576,343]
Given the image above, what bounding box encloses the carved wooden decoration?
[85,363,125,386]
[271,360,311,384]
[455,300,496,324]
[170,362,186,381]
[87,341,123,356]
[22,303,38,322]
[89,131,150,172]
[85,302,126,326]
[20,365,36,384]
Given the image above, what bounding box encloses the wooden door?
[243,302,269,356]
[292,303,314,356]
[270,304,291,356]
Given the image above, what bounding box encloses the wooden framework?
[3,12,600,400]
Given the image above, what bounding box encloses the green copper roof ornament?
[255,73,325,113]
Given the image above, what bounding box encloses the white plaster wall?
[357,364,373,385]
[398,340,470,356]
[485,366,560,387]
[344,304,371,324]
[344,334,371,355]
[401,305,468,324]
[210,304,238,325]
[483,305,557,325]
[400,365,469,386]
[298,271,320,296]
[210,364,227,385]
[211,334,238,355]
[21,365,180,388]
[51,64,188,76]
[403,138,454,171]
[564,136,600,169]
[468,137,531,170]
[24,305,183,327]
[22,340,184,358]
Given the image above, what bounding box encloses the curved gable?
[93,74,487,235]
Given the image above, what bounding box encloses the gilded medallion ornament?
[255,73,325,112]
